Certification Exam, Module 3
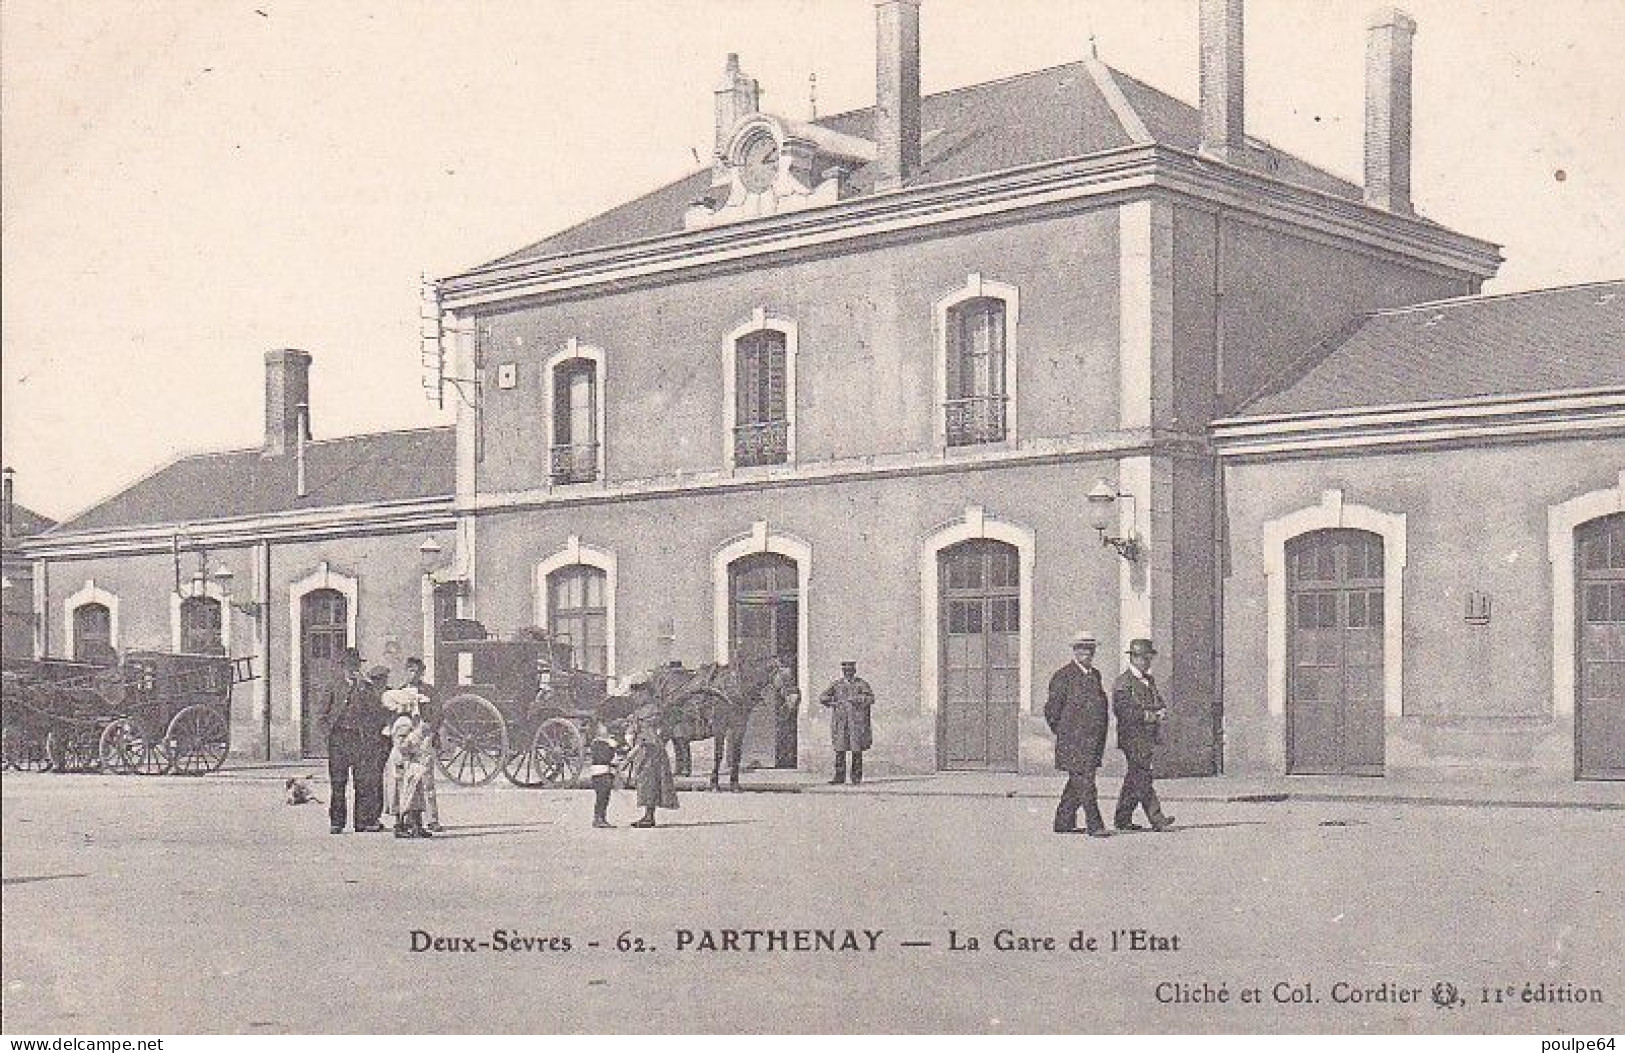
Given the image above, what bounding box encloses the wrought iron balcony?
[945,396,1008,447]
[550,443,599,484]
[733,419,789,467]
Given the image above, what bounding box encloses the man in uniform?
[818,660,874,785]
[1112,638,1176,832]
[317,648,373,833]
[1044,629,1111,836]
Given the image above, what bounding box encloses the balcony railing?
[550,443,599,484]
[945,396,1008,447]
[733,419,789,467]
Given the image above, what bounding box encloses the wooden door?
[1577,512,1625,780]
[73,602,113,663]
[179,596,224,655]
[1286,529,1385,775]
[301,588,348,758]
[938,539,1020,770]
[729,553,799,768]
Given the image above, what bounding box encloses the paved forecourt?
[2,771,1620,1033]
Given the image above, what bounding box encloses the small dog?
[284,776,322,806]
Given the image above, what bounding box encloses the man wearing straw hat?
[1045,629,1111,836]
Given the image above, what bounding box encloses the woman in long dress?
[629,700,678,828]
[382,687,434,839]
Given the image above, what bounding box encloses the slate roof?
[52,426,456,534]
[1236,280,1625,418]
[5,503,55,540]
[483,59,1366,269]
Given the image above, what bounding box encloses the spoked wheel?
[436,693,509,786]
[3,726,51,771]
[45,727,100,773]
[505,717,585,787]
[99,718,172,775]
[165,705,229,775]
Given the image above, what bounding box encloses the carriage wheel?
[98,719,138,775]
[505,717,585,788]
[165,705,229,775]
[436,693,509,786]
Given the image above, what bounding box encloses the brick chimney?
[1,467,14,542]
[1198,0,1245,162]
[874,0,921,191]
[714,53,760,160]
[1364,7,1417,214]
[263,348,312,458]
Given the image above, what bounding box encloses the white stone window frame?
[933,274,1021,452]
[63,579,120,659]
[534,536,618,680]
[170,578,231,654]
[722,309,799,471]
[288,561,359,742]
[1548,469,1625,720]
[544,338,608,485]
[711,521,812,704]
[1261,489,1407,772]
[917,505,1036,720]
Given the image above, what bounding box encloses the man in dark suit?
[1045,630,1111,836]
[1112,638,1175,832]
[316,648,372,834]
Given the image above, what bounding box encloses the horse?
[646,657,799,791]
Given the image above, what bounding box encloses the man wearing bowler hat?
[316,648,377,833]
[1045,630,1111,836]
[1112,639,1176,832]
[819,661,874,785]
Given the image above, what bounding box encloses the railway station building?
[16,1,1624,781]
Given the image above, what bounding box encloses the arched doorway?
[178,595,224,655]
[729,552,799,768]
[300,588,348,758]
[937,538,1020,771]
[1286,528,1385,775]
[72,602,114,664]
[1576,512,1625,780]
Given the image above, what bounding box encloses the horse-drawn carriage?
[0,650,256,775]
[432,621,797,789]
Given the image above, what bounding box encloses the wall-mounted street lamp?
[1085,479,1143,562]
[206,566,263,618]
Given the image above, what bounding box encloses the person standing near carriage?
[317,648,377,833]
[402,657,442,832]
[353,664,394,832]
[819,661,874,785]
[629,683,679,828]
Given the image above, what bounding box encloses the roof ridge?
[1371,278,1625,316]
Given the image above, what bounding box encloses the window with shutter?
[733,329,789,466]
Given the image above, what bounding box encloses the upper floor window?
[725,311,798,470]
[179,595,224,655]
[546,340,606,486]
[936,276,1019,450]
[735,330,789,467]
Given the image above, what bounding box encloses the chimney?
[1198,0,1245,161]
[1364,7,1417,214]
[263,348,312,457]
[714,53,760,159]
[1,467,14,542]
[874,0,921,190]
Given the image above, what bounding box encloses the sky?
[3,0,1622,521]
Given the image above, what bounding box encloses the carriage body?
[432,624,613,787]
[0,651,251,775]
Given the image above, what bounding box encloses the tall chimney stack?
[263,349,312,458]
[713,53,760,160]
[1364,7,1417,214]
[874,0,921,191]
[1198,0,1245,162]
[1,467,14,542]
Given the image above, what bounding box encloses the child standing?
[588,721,619,829]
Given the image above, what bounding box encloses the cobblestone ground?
[3,771,1621,1034]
